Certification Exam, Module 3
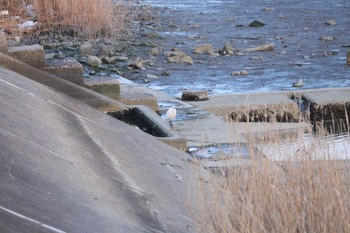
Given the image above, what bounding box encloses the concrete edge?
[0,52,126,112]
[0,52,189,150]
[205,87,350,98]
[131,105,188,151]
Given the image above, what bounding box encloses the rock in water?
[80,42,94,56]
[242,43,275,52]
[194,44,215,55]
[219,44,234,55]
[182,90,209,101]
[293,78,304,87]
[87,55,102,67]
[146,74,157,79]
[347,52,350,66]
[320,36,334,41]
[249,20,265,27]
[241,69,249,75]
[164,50,194,65]
[325,19,336,26]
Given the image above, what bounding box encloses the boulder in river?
[325,19,336,26]
[87,55,102,67]
[164,50,194,65]
[293,78,304,87]
[182,90,209,101]
[80,42,94,56]
[249,20,265,27]
[194,44,215,55]
[241,43,275,52]
[219,44,234,55]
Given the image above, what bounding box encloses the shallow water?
[259,133,350,161]
[188,134,350,160]
[134,0,350,96]
[189,143,250,159]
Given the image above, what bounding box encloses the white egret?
[162,106,177,129]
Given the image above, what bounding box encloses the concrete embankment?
[0,52,125,112]
[0,67,195,232]
[166,88,350,160]
[105,74,349,159]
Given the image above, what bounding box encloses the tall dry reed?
[192,136,350,232]
[1,0,132,37]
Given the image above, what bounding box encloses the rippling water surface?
[136,0,350,96]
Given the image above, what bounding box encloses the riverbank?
[3,0,349,97]
[125,0,350,96]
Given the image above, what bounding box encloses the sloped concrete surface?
[44,59,84,85]
[174,108,246,147]
[0,68,194,232]
[7,44,46,68]
[0,52,126,113]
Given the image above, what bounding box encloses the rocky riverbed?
[130,0,350,97]
[5,0,350,97]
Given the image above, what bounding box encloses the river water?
[134,0,350,97]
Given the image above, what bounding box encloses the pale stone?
[103,55,127,64]
[293,78,304,87]
[87,55,102,67]
[128,57,144,69]
[325,19,336,26]
[241,70,249,75]
[242,43,275,52]
[45,53,56,60]
[231,71,241,76]
[19,20,37,29]
[80,42,94,56]
[149,47,161,56]
[146,74,157,79]
[320,36,334,41]
[194,44,215,55]
[219,44,234,55]
[164,50,194,65]
[262,7,275,11]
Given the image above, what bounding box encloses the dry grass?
[192,134,350,233]
[1,0,133,38]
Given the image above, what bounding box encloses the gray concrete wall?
[0,52,125,112]
[0,67,195,232]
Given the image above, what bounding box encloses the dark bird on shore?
[293,78,304,87]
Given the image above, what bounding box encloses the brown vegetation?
[193,136,350,233]
[1,0,133,38]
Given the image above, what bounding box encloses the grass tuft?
[1,0,133,38]
[192,132,350,233]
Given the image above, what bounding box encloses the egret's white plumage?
[162,106,177,129]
